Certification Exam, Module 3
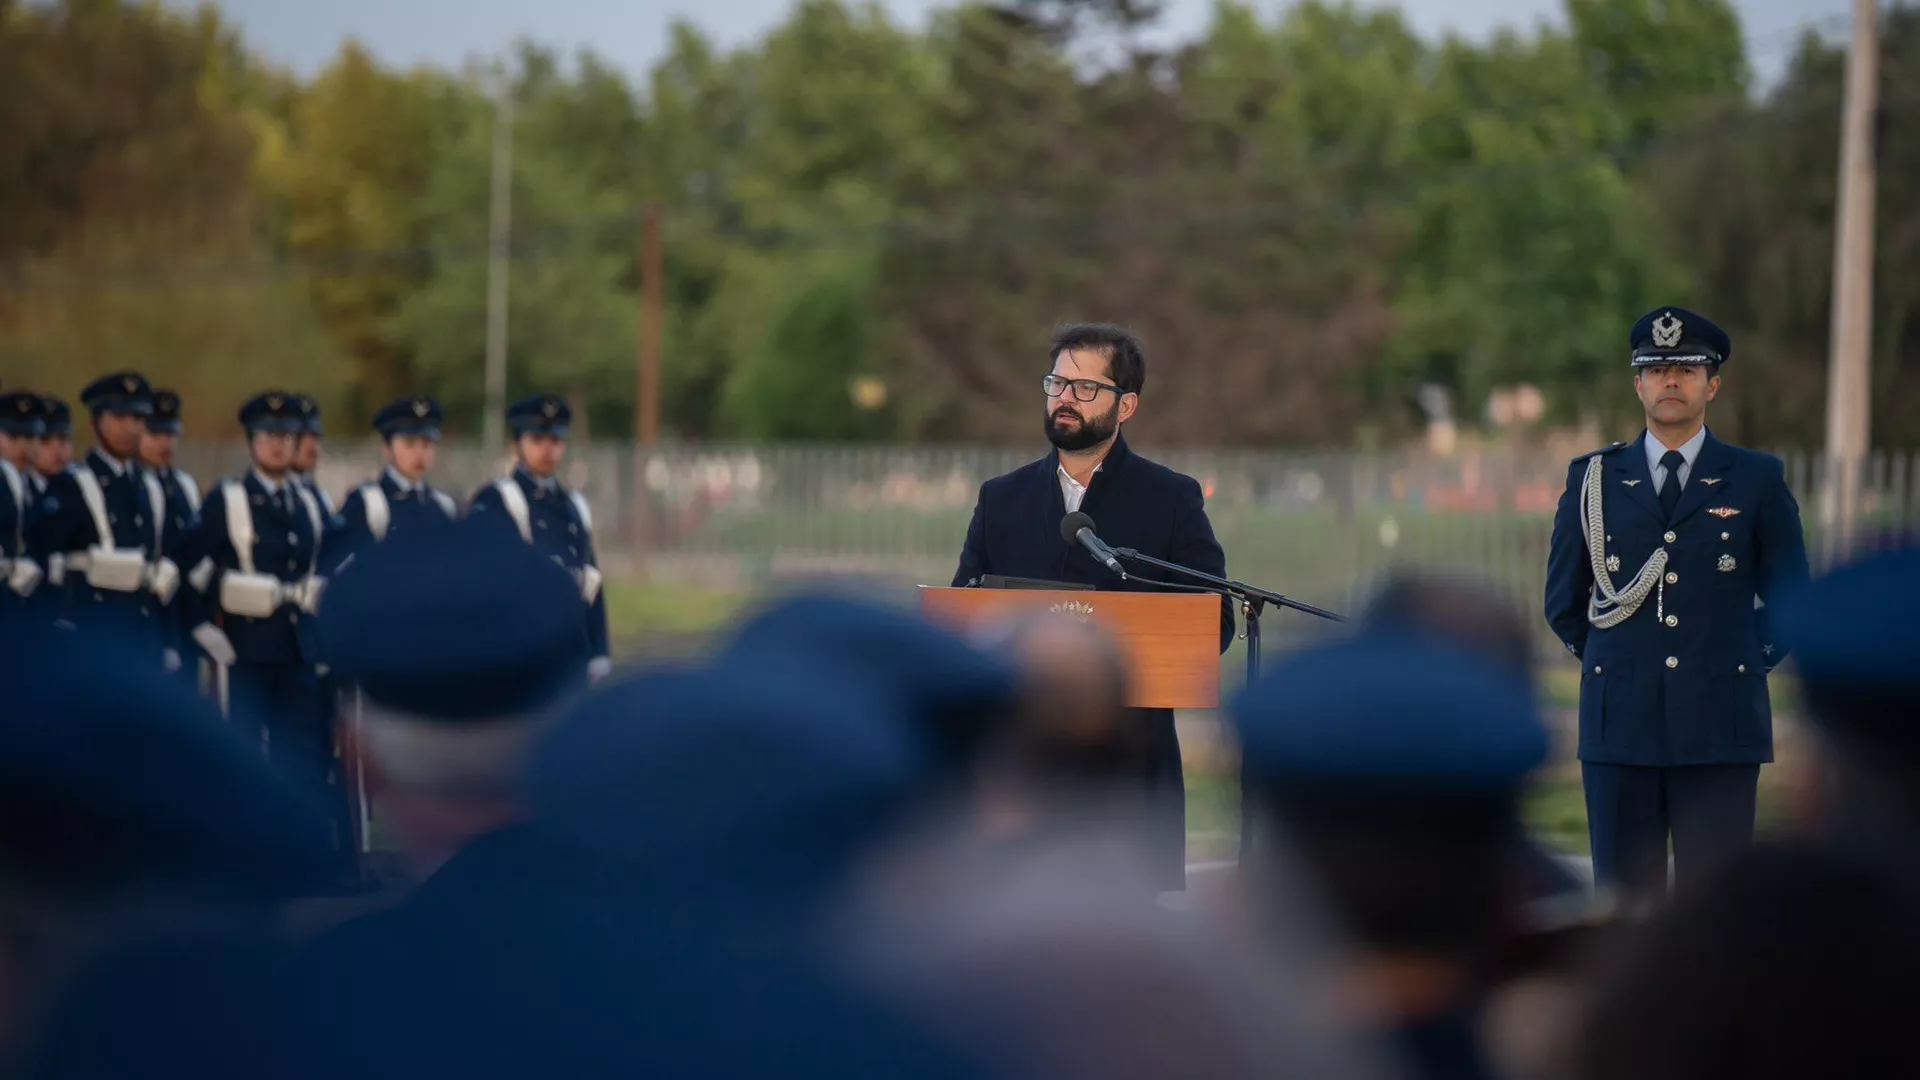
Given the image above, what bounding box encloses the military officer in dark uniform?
[187,392,333,783]
[467,393,610,682]
[290,392,337,519]
[0,388,46,619]
[1545,307,1812,903]
[327,395,458,575]
[139,389,205,681]
[28,395,73,496]
[26,373,181,653]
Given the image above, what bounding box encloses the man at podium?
[951,323,1234,890]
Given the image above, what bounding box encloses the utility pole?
[636,203,663,446]
[482,86,515,452]
[1821,0,1878,560]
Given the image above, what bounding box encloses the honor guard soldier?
[27,373,181,651]
[141,389,205,680]
[187,391,333,781]
[1545,307,1811,904]
[290,392,336,518]
[468,393,611,682]
[30,394,73,495]
[327,395,458,575]
[0,388,46,617]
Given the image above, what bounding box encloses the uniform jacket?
[27,449,179,636]
[468,467,608,662]
[1545,430,1811,767]
[192,473,327,666]
[0,460,34,627]
[326,470,459,575]
[153,466,204,661]
[951,433,1236,650]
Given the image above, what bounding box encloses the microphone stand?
[1109,546,1348,866]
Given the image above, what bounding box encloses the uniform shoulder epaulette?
[1570,441,1628,464]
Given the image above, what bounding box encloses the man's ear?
[1706,374,1721,403]
[1118,393,1139,425]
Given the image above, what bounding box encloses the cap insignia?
[267,394,284,410]
[542,400,558,418]
[122,375,138,393]
[413,399,430,418]
[1651,312,1684,348]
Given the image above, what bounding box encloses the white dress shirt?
[1645,426,1707,496]
[1057,462,1102,513]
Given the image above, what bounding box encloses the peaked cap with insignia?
[238,390,306,434]
[38,396,72,437]
[292,393,323,436]
[506,393,571,439]
[79,371,155,417]
[1630,306,1731,369]
[147,389,184,434]
[0,390,44,437]
[373,395,445,440]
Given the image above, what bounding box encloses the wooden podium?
[918,587,1221,709]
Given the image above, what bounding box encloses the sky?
[166,0,1853,89]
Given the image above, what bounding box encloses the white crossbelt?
[217,479,326,618]
[1581,456,1667,629]
[63,466,178,601]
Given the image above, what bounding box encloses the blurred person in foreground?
[1234,633,1552,1080]
[1545,307,1810,905]
[1,628,331,1075]
[1570,548,1920,1080]
[467,392,610,685]
[951,323,1235,891]
[1,388,46,619]
[316,518,588,891]
[28,374,181,653]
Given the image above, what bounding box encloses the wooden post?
[1821,0,1879,561]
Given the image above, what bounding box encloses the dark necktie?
[1659,450,1686,520]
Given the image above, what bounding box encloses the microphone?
[1060,511,1126,578]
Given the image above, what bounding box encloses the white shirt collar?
[251,468,285,495]
[384,466,418,493]
[517,465,558,491]
[89,447,130,477]
[1645,426,1707,475]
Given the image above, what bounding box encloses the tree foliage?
[4,0,1918,448]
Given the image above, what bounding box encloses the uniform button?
[288,560,298,570]
[537,519,548,529]
[1665,614,1678,627]
[1737,664,1747,673]
[1664,530,1677,543]
[1666,572,1679,584]
[568,523,578,535]
[1666,656,1679,669]
[568,546,578,556]
[134,515,144,527]
[287,532,298,544]
[110,514,118,525]
[1721,531,1731,540]
[1593,665,1603,674]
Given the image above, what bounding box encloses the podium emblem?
[1048,600,1096,621]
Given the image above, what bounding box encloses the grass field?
[603,580,1805,860]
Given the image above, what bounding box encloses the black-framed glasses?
[1042,375,1125,402]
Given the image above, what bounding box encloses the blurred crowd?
[3,521,1918,1080]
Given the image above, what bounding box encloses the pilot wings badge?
[1707,507,1741,519]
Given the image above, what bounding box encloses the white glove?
[6,557,42,597]
[587,656,613,683]
[162,649,182,672]
[192,623,238,668]
[147,557,181,604]
[295,576,327,614]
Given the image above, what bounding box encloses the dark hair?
[1050,324,1146,396]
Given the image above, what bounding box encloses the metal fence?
[179,438,1920,631]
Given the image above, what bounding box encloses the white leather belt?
[219,571,325,619]
[59,548,179,602]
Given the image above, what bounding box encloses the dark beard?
[1044,404,1119,451]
